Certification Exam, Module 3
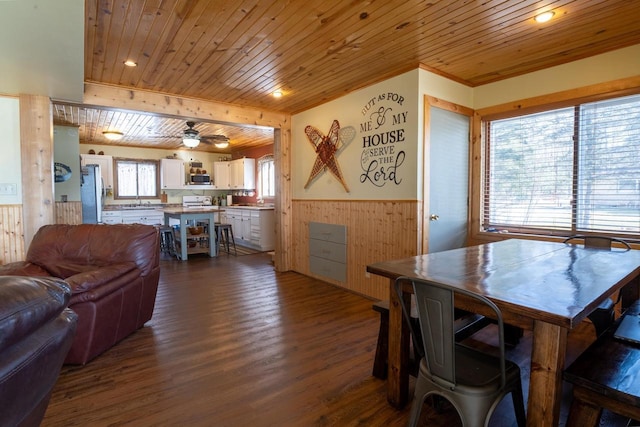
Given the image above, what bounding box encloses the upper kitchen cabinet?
[214,161,230,189]
[81,154,113,190]
[160,158,185,189]
[230,158,255,190]
[214,158,255,189]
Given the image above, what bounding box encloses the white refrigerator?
[80,164,103,223]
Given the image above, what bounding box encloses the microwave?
[190,174,211,184]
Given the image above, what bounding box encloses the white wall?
[292,45,640,202]
[80,144,227,169]
[0,97,21,204]
[53,125,81,202]
[0,0,84,101]
[293,71,420,200]
[292,69,476,200]
[81,144,232,205]
[474,45,640,109]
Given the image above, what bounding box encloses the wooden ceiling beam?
[82,82,290,130]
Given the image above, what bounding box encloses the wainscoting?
[0,204,24,264]
[0,202,82,264]
[292,199,420,300]
[54,201,82,225]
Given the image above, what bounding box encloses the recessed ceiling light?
[272,90,283,98]
[534,11,555,23]
[123,60,137,67]
[102,130,124,141]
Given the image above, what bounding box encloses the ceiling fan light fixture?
[214,140,229,149]
[102,130,124,141]
[183,136,200,148]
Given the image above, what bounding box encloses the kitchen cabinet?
[249,209,274,250]
[160,158,185,189]
[214,161,230,189]
[120,209,164,226]
[213,158,255,190]
[81,154,113,191]
[223,208,250,245]
[101,211,122,225]
[223,207,274,250]
[229,158,255,189]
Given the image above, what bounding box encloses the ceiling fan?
[182,121,230,149]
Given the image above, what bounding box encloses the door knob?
[430,214,439,221]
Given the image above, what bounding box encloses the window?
[114,158,159,199]
[483,93,640,237]
[257,155,275,199]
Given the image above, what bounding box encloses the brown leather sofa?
[0,223,160,365]
[0,276,77,427]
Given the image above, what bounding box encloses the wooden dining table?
[366,238,640,426]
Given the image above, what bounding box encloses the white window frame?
[257,154,275,200]
[114,158,160,200]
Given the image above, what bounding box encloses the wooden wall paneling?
[292,199,419,300]
[468,110,485,247]
[54,201,83,225]
[19,94,55,249]
[0,205,24,264]
[274,127,292,272]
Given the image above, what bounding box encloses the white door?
[427,105,470,253]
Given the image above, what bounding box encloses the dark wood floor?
[42,252,630,426]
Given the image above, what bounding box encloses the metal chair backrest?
[394,276,507,390]
[563,235,631,251]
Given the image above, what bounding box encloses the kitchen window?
[257,155,275,199]
[483,93,640,238]
[114,158,160,199]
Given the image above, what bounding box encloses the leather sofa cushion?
[0,276,71,350]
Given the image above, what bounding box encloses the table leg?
[211,214,218,257]
[387,278,411,408]
[527,320,568,426]
[179,217,188,261]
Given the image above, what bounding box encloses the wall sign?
[359,92,407,188]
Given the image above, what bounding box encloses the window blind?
[483,94,640,237]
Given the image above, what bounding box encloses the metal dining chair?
[563,235,632,337]
[395,276,526,427]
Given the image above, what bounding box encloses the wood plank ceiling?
[52,0,640,153]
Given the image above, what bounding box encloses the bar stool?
[158,225,176,257]
[215,223,237,256]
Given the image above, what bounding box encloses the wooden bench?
[564,300,640,426]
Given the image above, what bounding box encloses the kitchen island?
[162,207,223,260]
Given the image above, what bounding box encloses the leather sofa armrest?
[65,262,138,302]
[0,276,71,349]
[0,261,51,277]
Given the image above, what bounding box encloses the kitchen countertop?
[103,204,177,211]
[103,204,274,212]
[225,205,274,210]
[162,206,223,214]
